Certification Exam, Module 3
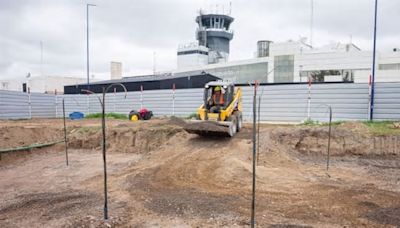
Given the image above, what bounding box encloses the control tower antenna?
[229,2,232,15]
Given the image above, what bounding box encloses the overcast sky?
[0,0,399,80]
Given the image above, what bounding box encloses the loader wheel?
[130,114,139,122]
[227,115,237,137]
[234,111,243,132]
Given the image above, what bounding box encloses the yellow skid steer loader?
[184,81,243,137]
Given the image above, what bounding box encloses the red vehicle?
[129,108,153,121]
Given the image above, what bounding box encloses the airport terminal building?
[175,38,400,84]
[65,9,400,93]
[173,10,400,84]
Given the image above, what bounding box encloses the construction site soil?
[0,118,399,227]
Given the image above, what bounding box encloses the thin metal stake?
[326,106,332,172]
[82,84,132,220]
[62,99,69,166]
[251,83,257,228]
[101,87,109,220]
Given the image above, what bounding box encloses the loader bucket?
[183,120,236,137]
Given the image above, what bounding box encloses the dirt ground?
[0,118,400,227]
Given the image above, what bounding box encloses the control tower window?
[224,20,230,29]
[215,17,219,28]
[203,18,210,27]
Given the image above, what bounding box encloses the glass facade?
[274,55,294,83]
[175,62,269,84]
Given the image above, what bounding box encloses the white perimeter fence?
[1,82,400,122]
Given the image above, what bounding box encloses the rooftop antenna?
[310,0,314,48]
[229,1,232,15]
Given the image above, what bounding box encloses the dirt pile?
[68,124,184,153]
[121,132,251,223]
[0,126,62,149]
[271,125,400,157]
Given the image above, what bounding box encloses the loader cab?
[204,81,235,111]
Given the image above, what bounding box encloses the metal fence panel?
[1,83,400,122]
[374,82,400,120]
[55,94,89,118]
[0,90,30,119]
[30,93,56,118]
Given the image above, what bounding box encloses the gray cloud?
[0,0,398,80]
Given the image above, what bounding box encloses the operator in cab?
[210,86,225,113]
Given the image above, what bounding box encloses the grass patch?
[301,119,344,127]
[85,112,127,119]
[363,121,400,136]
[301,119,320,126]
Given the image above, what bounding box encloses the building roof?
[72,72,215,86]
[78,73,172,85]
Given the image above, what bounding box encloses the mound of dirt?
[0,126,62,149]
[271,125,400,157]
[166,116,187,127]
[68,124,184,153]
[119,131,252,224]
[337,121,372,136]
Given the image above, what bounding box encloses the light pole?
[86,3,96,91]
[369,0,378,121]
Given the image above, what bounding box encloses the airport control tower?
[177,9,234,68]
[196,10,234,64]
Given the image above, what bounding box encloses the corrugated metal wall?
[0,90,30,119]
[1,82,399,122]
[31,93,57,118]
[310,83,370,122]
[374,83,400,120]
